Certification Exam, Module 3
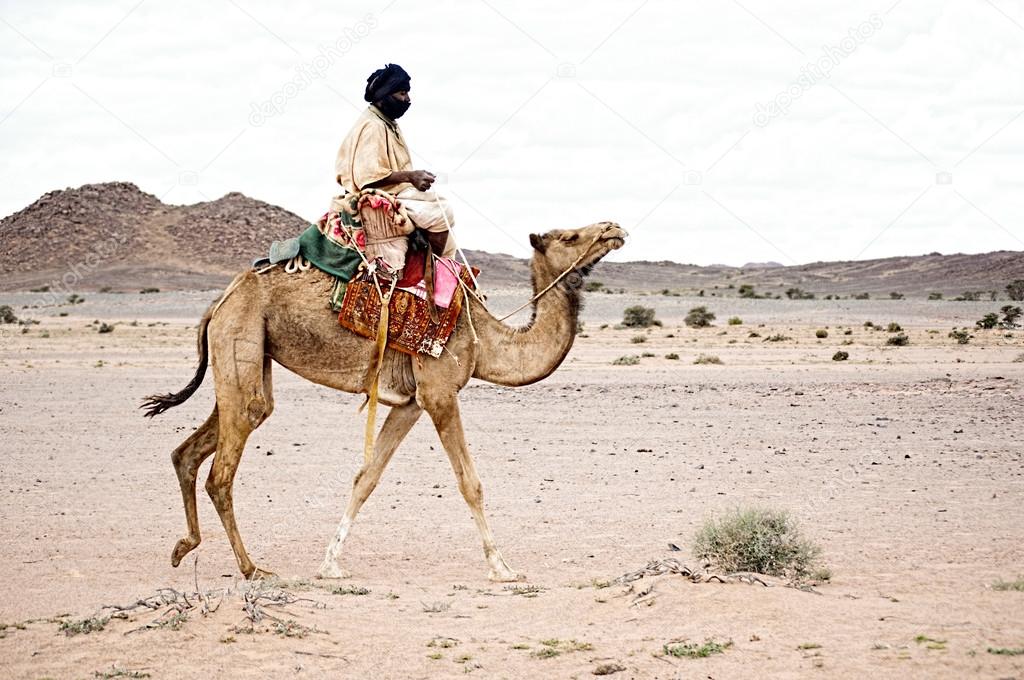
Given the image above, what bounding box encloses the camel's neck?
[470,256,581,387]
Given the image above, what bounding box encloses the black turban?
[364,64,411,103]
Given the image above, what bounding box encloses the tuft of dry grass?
[693,507,823,580]
[693,354,722,365]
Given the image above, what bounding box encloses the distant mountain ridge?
[1,182,1021,296]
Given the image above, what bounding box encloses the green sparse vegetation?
[693,507,823,579]
[584,281,604,292]
[785,287,815,300]
[764,334,791,342]
[738,284,759,299]
[612,355,640,366]
[728,316,743,325]
[948,328,972,345]
[693,354,722,365]
[886,322,902,332]
[684,306,716,328]
[889,292,904,300]
[139,287,160,294]
[988,647,1024,656]
[622,306,661,328]
[60,615,109,637]
[886,333,909,346]
[630,335,647,344]
[663,639,733,659]
[928,292,943,300]
[665,353,679,360]
[992,577,1024,592]
[976,313,1000,330]
[1007,279,1024,301]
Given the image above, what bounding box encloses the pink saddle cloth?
[397,256,463,309]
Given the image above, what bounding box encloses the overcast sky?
[2,0,1023,265]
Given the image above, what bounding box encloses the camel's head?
[528,221,627,281]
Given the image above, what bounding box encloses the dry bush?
[693,507,823,579]
[693,354,722,365]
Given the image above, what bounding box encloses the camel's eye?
[561,233,579,243]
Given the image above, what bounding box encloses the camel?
[142,221,626,582]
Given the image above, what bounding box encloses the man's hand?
[407,170,435,191]
[366,169,435,192]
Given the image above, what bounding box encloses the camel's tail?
[140,298,217,418]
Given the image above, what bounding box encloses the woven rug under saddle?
[335,189,476,358]
[338,258,475,359]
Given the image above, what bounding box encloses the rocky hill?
[1,182,1022,297]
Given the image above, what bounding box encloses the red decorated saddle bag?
[338,265,476,358]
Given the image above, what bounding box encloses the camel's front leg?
[423,394,522,582]
[317,401,422,579]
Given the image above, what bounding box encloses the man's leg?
[397,188,457,258]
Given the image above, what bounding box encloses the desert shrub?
[98,323,114,334]
[763,334,791,342]
[889,292,904,300]
[863,321,874,328]
[727,316,743,325]
[1015,353,1024,363]
[0,305,16,324]
[928,292,943,300]
[622,306,660,328]
[665,353,679,360]
[641,351,655,358]
[785,287,815,300]
[576,321,584,335]
[747,331,761,338]
[886,322,902,332]
[584,281,604,292]
[1001,305,1022,328]
[886,333,909,346]
[948,328,972,344]
[815,329,828,338]
[630,335,647,344]
[976,313,999,329]
[852,292,870,300]
[67,293,85,304]
[992,577,1024,592]
[956,290,984,301]
[140,287,160,294]
[832,351,849,361]
[843,329,853,335]
[1007,280,1024,301]
[692,507,823,579]
[663,639,732,658]
[611,355,640,366]
[693,354,722,365]
[738,284,758,299]
[684,306,715,328]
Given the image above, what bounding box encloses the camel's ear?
[529,233,546,253]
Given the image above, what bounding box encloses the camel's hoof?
[171,537,198,568]
[247,567,278,581]
[316,562,352,580]
[488,569,525,583]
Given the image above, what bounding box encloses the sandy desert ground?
[1,290,1022,679]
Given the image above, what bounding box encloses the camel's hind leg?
[170,408,219,567]
[206,355,275,579]
[317,401,422,579]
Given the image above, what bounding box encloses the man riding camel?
[333,63,456,270]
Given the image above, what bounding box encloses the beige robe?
[333,105,457,259]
